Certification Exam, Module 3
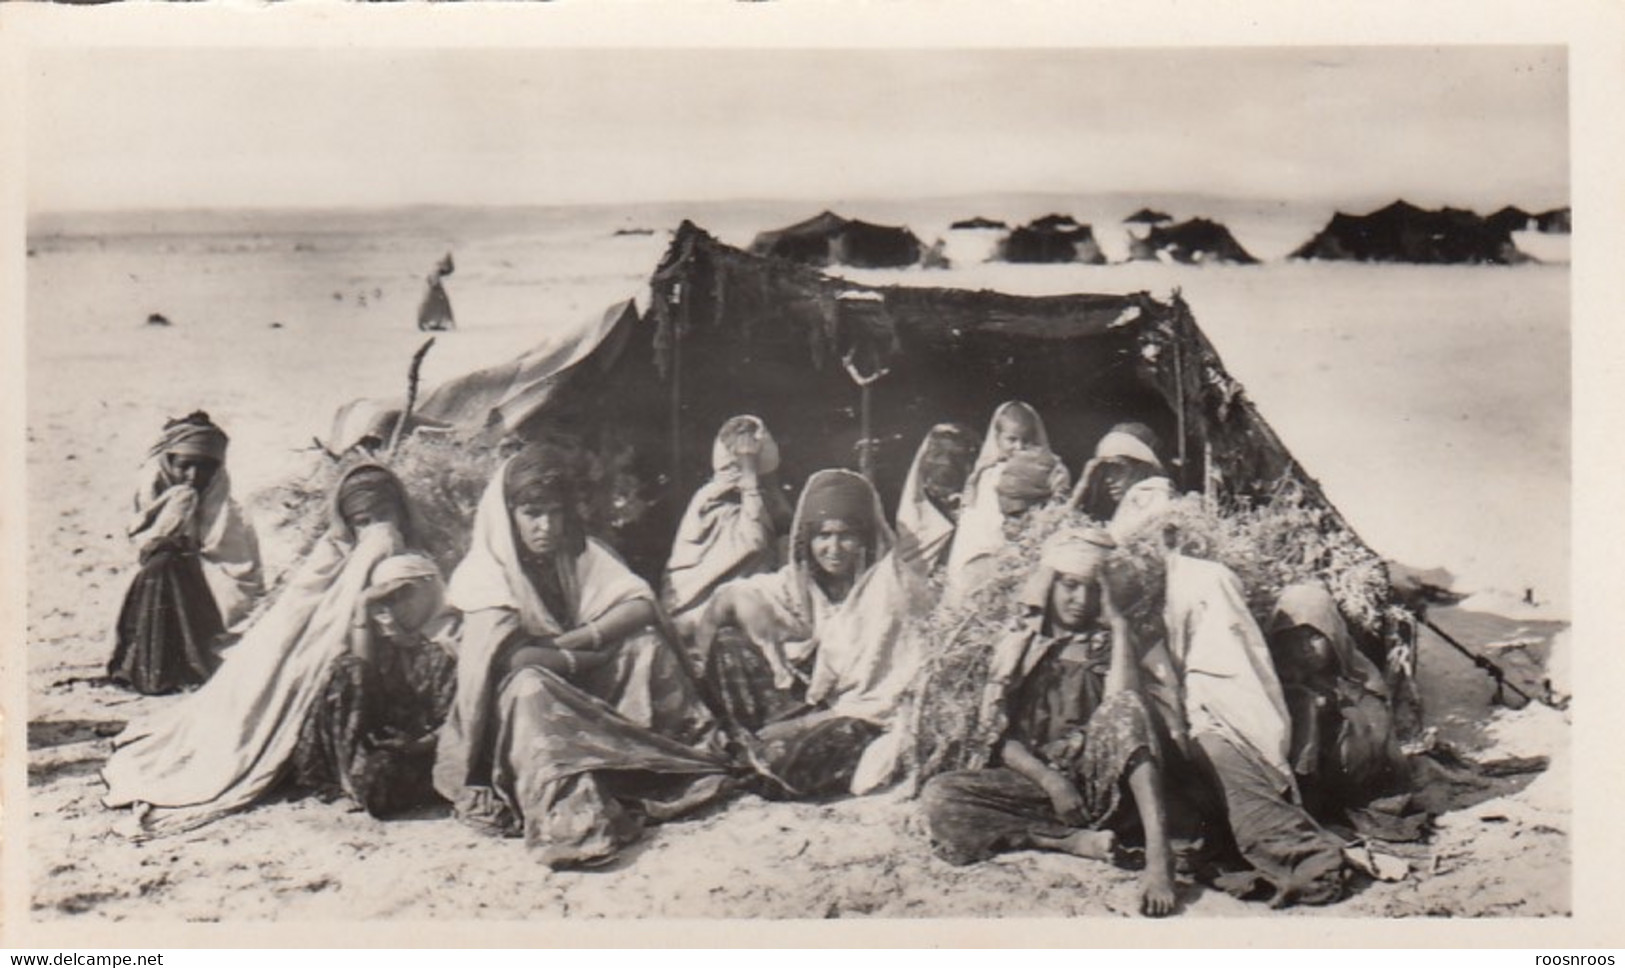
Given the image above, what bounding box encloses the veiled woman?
[433,445,734,869]
[696,469,919,797]
[102,463,420,837]
[107,411,263,694]
[893,423,978,583]
[660,416,792,640]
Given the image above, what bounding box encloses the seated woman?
[946,401,1071,596]
[1143,533,1362,907]
[1266,582,1401,817]
[108,411,263,695]
[893,422,978,582]
[945,448,1064,599]
[661,415,792,641]
[696,469,912,797]
[1069,422,1177,541]
[293,553,458,818]
[433,445,735,869]
[102,463,420,838]
[921,528,1177,917]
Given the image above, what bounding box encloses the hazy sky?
[27,46,1568,213]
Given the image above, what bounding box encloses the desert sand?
[22,199,1570,921]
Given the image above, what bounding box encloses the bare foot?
[1140,866,1178,917]
[1054,828,1116,862]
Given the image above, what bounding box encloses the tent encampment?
[332,223,1417,703]
[749,211,923,269]
[1128,217,1259,265]
[948,216,1007,231]
[995,215,1107,264]
[1291,200,1525,264]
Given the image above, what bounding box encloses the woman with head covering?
[293,553,459,818]
[944,402,1072,598]
[893,423,977,581]
[695,469,912,797]
[921,528,1178,917]
[1266,583,1400,811]
[1138,533,1359,907]
[660,416,793,641]
[107,411,263,694]
[102,463,421,837]
[1068,421,1177,541]
[432,444,734,869]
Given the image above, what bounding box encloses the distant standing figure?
[417,252,456,332]
[107,412,263,695]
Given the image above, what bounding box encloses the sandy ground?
[20,202,1570,922]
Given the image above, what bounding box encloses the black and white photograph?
[4,4,1620,947]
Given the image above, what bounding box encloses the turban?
[1020,527,1117,610]
[711,415,781,477]
[336,464,407,528]
[150,411,228,462]
[798,471,878,536]
[503,444,578,510]
[1093,422,1163,471]
[997,448,1060,503]
[370,552,443,591]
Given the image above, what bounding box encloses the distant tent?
[1124,208,1174,225]
[949,216,1008,230]
[1290,200,1524,265]
[996,215,1106,265]
[1128,217,1259,265]
[749,211,922,269]
[1536,207,1571,234]
[1486,206,1536,236]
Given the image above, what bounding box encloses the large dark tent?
[948,216,1007,230]
[1537,207,1571,234]
[748,210,923,269]
[1486,206,1536,236]
[1291,200,1524,264]
[1128,217,1259,265]
[333,223,1418,705]
[996,214,1107,264]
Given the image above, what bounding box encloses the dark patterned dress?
[921,626,1158,865]
[293,620,458,817]
[107,535,224,695]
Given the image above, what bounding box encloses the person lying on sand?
[1068,421,1176,542]
[292,553,458,819]
[108,411,262,695]
[433,445,735,869]
[921,527,1178,917]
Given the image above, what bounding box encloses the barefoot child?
[921,528,1178,917]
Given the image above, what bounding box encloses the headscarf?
[996,449,1061,504]
[895,423,976,574]
[970,400,1057,480]
[149,411,229,464]
[1018,526,1116,612]
[1093,422,1163,471]
[369,552,444,596]
[795,470,882,554]
[330,462,417,547]
[501,443,587,558]
[1070,421,1174,536]
[447,455,651,637]
[710,415,781,480]
[1268,582,1388,699]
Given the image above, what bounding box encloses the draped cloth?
[1157,554,1348,906]
[127,457,262,628]
[102,464,408,838]
[893,429,961,578]
[660,418,782,632]
[434,457,731,868]
[704,469,917,795]
[945,402,1071,598]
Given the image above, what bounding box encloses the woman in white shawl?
[102,462,418,838]
[696,469,918,797]
[1069,421,1177,541]
[107,411,263,694]
[432,444,733,869]
[945,401,1071,597]
[893,422,978,582]
[660,415,792,639]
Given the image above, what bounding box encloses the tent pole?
[1172,307,1189,488]
[670,283,685,510]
